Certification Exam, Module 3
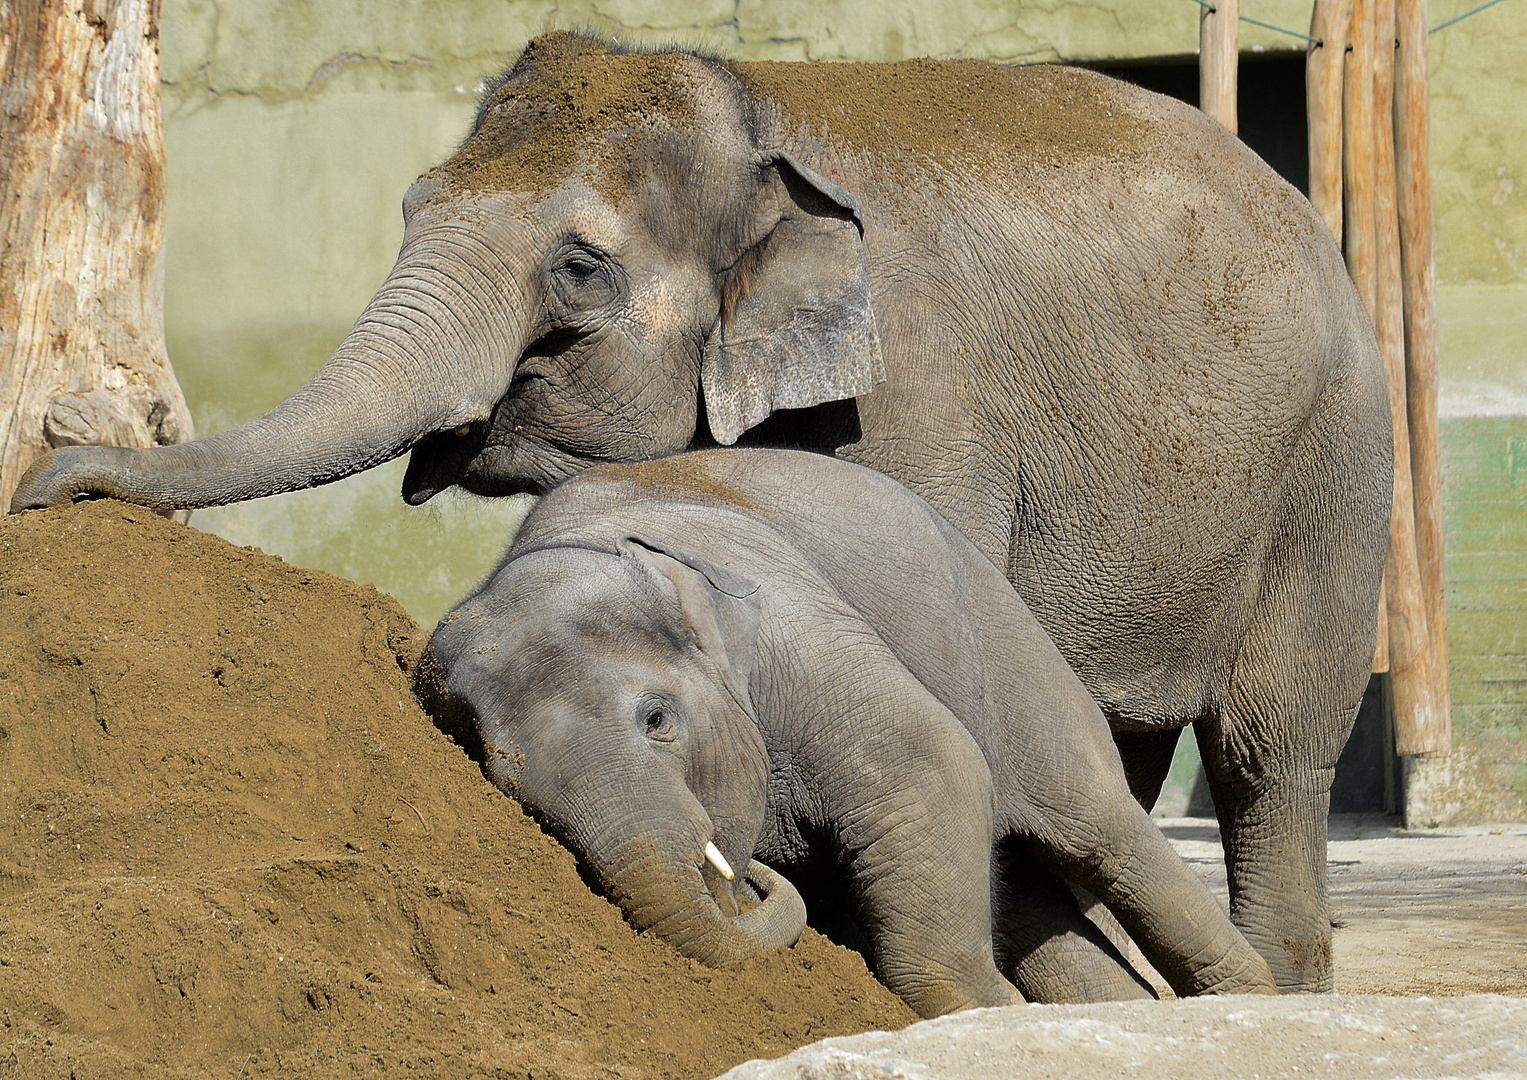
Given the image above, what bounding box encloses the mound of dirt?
[0,501,913,1079]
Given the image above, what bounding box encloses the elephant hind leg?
[991,838,1156,1003]
[1196,605,1365,993]
[1196,686,1352,991]
[1198,376,1388,992]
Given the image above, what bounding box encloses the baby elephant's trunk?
[597,835,806,965]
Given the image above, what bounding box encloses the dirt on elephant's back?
[0,501,913,1080]
[731,57,1151,168]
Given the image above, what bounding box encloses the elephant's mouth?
[732,867,770,914]
[402,422,491,504]
[403,416,598,503]
[701,840,743,917]
[646,838,807,964]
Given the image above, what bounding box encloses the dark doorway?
[1332,675,1399,814]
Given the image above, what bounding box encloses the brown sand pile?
[0,501,913,1079]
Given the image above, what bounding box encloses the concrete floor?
[720,817,1527,1080]
[1147,815,1527,997]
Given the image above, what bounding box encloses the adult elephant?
[11,32,1391,991]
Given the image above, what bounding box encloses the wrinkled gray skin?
[10,33,1391,991]
[434,449,1278,1019]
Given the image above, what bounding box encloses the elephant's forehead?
[403,182,632,253]
[488,549,669,638]
[437,49,707,203]
[495,622,698,713]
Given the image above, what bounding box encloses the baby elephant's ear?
[618,536,761,709]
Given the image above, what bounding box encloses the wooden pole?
[1373,574,1391,671]
[1344,0,1390,672]
[1308,0,1353,242]
[1343,0,1380,324]
[1200,0,1240,133]
[1372,0,1444,757]
[1394,0,1452,757]
[0,0,194,509]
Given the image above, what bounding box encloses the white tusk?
[703,841,735,881]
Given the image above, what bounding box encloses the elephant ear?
[703,151,886,446]
[618,536,762,709]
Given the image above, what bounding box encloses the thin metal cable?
[1184,0,1325,47]
[1430,0,1511,33]
[1240,14,1322,43]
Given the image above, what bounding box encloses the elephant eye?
[546,242,623,316]
[641,703,676,742]
[562,253,599,279]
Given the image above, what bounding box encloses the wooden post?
[0,0,194,509]
[1343,0,1389,671]
[1373,574,1391,671]
[1343,0,1380,319]
[1200,0,1240,133]
[1308,0,1353,242]
[1394,0,1452,756]
[1372,0,1444,757]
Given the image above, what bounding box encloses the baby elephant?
[433,449,1275,1017]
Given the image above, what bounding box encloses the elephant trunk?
[598,834,806,966]
[9,239,528,512]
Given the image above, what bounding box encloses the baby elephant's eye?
[643,706,675,741]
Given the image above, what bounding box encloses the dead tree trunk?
[0,0,193,510]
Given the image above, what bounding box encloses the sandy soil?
[0,501,913,1080]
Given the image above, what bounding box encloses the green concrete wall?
[1404,286,1527,825]
[157,2,1524,819]
[1423,9,1526,827]
[1409,415,1527,823]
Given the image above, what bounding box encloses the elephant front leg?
[843,784,1021,1018]
[781,631,1019,1018]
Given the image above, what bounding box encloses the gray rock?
[716,994,1527,1080]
